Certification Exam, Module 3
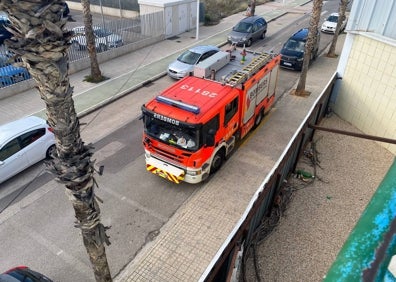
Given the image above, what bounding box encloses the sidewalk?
[0,0,312,125]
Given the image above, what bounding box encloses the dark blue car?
[280,28,320,71]
[0,13,12,45]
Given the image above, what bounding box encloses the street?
[0,1,344,280]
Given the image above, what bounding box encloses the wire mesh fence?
[0,11,164,89]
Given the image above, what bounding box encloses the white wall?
[335,33,396,155]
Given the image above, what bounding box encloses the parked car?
[280,28,320,71]
[227,15,268,47]
[0,52,30,87]
[61,2,70,18]
[0,116,56,184]
[0,266,52,281]
[167,45,220,79]
[0,11,12,45]
[321,12,347,34]
[71,25,123,52]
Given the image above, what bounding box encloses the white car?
[0,116,56,184]
[321,13,347,34]
[71,25,123,52]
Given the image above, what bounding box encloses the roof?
[186,45,219,54]
[239,15,265,24]
[291,28,308,40]
[144,76,238,124]
[0,116,46,144]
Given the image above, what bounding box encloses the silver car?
[71,25,123,52]
[167,45,220,79]
[0,116,56,184]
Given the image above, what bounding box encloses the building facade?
[334,0,396,154]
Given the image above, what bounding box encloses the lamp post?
[196,0,199,40]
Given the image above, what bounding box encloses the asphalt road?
[0,1,344,280]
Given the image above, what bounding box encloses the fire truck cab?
[142,48,280,184]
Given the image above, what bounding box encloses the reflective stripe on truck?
[146,157,185,184]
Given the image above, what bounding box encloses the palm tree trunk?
[80,0,104,82]
[327,0,348,57]
[1,1,112,281]
[295,0,323,96]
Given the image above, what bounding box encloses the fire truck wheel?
[211,150,224,173]
[253,109,264,128]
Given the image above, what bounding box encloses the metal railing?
[0,11,164,90]
[202,72,338,281]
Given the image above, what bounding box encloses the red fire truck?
[141,48,280,184]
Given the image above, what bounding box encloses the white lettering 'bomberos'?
[180,84,218,98]
[154,113,180,125]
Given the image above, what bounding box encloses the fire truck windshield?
[144,115,200,151]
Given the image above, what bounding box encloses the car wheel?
[210,150,224,174]
[260,31,266,39]
[246,38,252,47]
[46,145,56,159]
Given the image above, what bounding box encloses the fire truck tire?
[253,109,264,128]
[211,150,224,173]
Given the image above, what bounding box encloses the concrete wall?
[334,34,396,155]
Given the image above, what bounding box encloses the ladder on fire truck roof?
[227,52,273,86]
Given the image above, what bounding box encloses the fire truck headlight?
[187,169,201,176]
[145,151,151,158]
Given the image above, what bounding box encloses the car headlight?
[297,57,304,62]
[242,37,247,41]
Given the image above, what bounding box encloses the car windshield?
[94,28,112,37]
[233,22,252,33]
[327,15,338,23]
[177,50,201,65]
[284,39,306,52]
[144,115,200,151]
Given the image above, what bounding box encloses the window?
[225,97,238,125]
[19,128,45,149]
[199,50,218,62]
[0,138,21,161]
[203,114,219,145]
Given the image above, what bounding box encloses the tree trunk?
[327,0,348,57]
[295,0,323,96]
[80,0,105,82]
[250,0,256,16]
[1,1,112,281]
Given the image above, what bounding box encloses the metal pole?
[99,0,108,46]
[196,0,199,40]
[119,0,122,19]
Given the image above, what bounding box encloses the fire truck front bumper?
[145,155,209,184]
